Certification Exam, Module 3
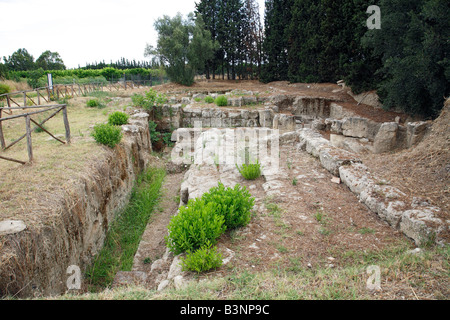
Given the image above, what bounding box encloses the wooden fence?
[0,104,70,164]
[0,79,160,109]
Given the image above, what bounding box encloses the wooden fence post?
[0,108,5,149]
[25,114,33,162]
[62,105,71,144]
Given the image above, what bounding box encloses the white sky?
[0,0,266,69]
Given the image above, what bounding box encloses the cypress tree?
[261,0,293,83]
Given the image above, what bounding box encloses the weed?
[236,161,262,180]
[215,95,228,107]
[358,227,375,235]
[314,210,324,223]
[181,242,223,273]
[166,198,226,255]
[204,96,214,103]
[108,111,129,126]
[91,123,123,148]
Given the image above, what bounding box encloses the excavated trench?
[0,92,445,297]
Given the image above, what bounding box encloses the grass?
[0,94,131,223]
[46,243,449,300]
[85,167,166,291]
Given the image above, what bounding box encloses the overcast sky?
[0,0,266,69]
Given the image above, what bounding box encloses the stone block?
[373,122,398,153]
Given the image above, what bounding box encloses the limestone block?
[330,103,355,119]
[373,122,398,153]
[330,120,343,134]
[273,114,295,131]
[258,109,274,128]
[167,255,184,280]
[243,96,257,105]
[318,147,361,177]
[228,97,243,107]
[342,117,369,138]
[406,121,431,148]
[297,128,330,157]
[400,208,444,246]
[193,93,206,100]
[338,163,373,195]
[0,220,26,236]
[201,108,212,118]
[181,97,191,104]
[211,117,223,128]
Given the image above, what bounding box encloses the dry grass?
[0,80,32,93]
[0,92,133,226]
[363,99,450,222]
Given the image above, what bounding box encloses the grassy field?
[0,91,134,225]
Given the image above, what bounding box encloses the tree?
[261,0,293,83]
[3,48,35,71]
[195,0,220,79]
[35,50,66,70]
[363,0,450,117]
[148,13,216,86]
[0,62,7,79]
[241,0,264,79]
[188,15,219,77]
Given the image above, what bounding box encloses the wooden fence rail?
[0,79,159,110]
[0,104,70,164]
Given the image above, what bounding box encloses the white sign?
[47,73,53,90]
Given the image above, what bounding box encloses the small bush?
[108,111,129,126]
[166,199,226,255]
[0,83,11,96]
[181,242,223,273]
[204,96,214,103]
[236,161,262,180]
[215,95,228,107]
[91,123,123,148]
[201,182,254,229]
[87,99,100,108]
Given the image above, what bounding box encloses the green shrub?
[0,83,11,96]
[214,95,228,107]
[91,123,123,148]
[236,161,262,180]
[87,99,100,108]
[148,120,161,144]
[131,88,167,118]
[181,242,223,273]
[201,182,254,229]
[166,199,226,255]
[204,96,214,103]
[108,111,129,126]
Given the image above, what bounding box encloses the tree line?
[151,0,448,118]
[261,0,449,118]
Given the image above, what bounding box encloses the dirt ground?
[156,79,410,123]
